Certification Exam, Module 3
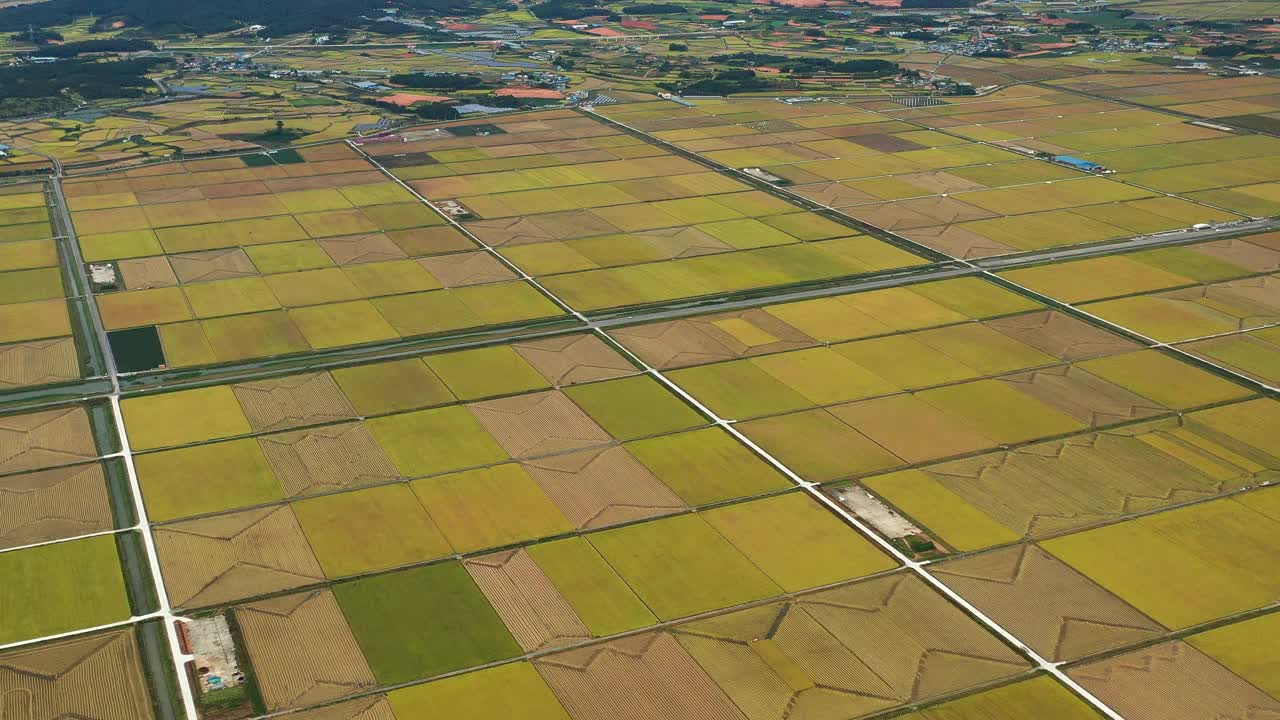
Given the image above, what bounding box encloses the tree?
[275,119,284,132]
[668,42,687,51]
[415,102,458,120]
[1202,44,1246,57]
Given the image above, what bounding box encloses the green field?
[335,562,521,684]
[0,536,132,644]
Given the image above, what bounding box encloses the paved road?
[46,178,201,720]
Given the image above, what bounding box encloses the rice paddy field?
[592,88,1250,260]
[1050,71,1280,125]
[64,141,567,371]
[0,83,390,175]
[0,182,92,393]
[894,82,1280,219]
[612,274,1276,562]
[0,401,142,646]
[0,626,160,719]
[1001,232,1280,382]
[362,110,930,311]
[68,250,1273,718]
[6,71,1280,720]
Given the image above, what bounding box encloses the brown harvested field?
[300,144,363,162]
[1190,236,1280,272]
[998,365,1166,427]
[521,446,687,529]
[903,224,1014,260]
[465,548,593,652]
[618,226,730,259]
[0,628,155,719]
[828,395,995,464]
[0,338,80,390]
[169,248,258,283]
[134,187,206,205]
[535,632,749,720]
[1068,641,1280,720]
[386,226,475,256]
[511,334,635,386]
[791,181,883,208]
[909,418,1267,540]
[674,602,902,719]
[465,212,622,247]
[318,233,409,265]
[850,197,997,231]
[932,544,1165,661]
[986,311,1139,361]
[796,574,1026,703]
[154,505,324,608]
[418,252,516,288]
[0,407,97,474]
[236,589,377,710]
[258,422,399,498]
[176,181,267,201]
[282,695,397,720]
[283,160,377,178]
[898,171,989,195]
[852,133,928,153]
[231,372,356,433]
[0,463,112,550]
[209,194,288,221]
[118,257,178,290]
[611,310,816,370]
[265,171,387,194]
[468,391,611,458]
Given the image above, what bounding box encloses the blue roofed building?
[1054,155,1111,173]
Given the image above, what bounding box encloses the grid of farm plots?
[1049,72,1280,129]
[1000,231,1280,387]
[869,81,1280,223]
[0,182,91,392]
[593,88,1270,259]
[366,109,929,312]
[0,398,176,720]
[5,269,1277,719]
[62,142,564,371]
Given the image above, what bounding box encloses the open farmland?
[1043,484,1280,631]
[4,32,1280,720]
[594,89,1243,260]
[621,274,1258,487]
[0,627,158,718]
[362,110,929,311]
[65,142,566,371]
[1068,621,1280,720]
[0,400,146,647]
[82,211,1279,719]
[117,334,808,610]
[0,182,88,392]
[1003,233,1280,379]
[1050,72,1280,127]
[0,85,390,175]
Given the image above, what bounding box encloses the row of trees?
[389,72,492,90]
[22,38,155,55]
[710,52,899,75]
